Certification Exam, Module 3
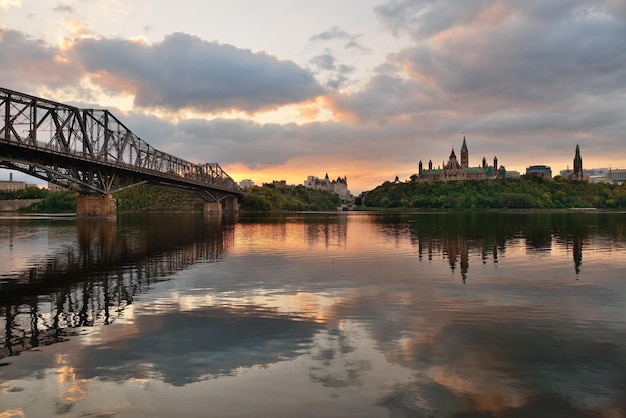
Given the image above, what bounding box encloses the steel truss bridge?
[0,87,243,203]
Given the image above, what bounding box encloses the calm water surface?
[1,211,626,417]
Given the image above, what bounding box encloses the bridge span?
[0,87,243,216]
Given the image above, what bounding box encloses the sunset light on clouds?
[2,0,626,193]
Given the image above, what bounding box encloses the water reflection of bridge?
[0,214,234,359]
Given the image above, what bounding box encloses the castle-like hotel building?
[415,137,506,182]
[304,174,350,200]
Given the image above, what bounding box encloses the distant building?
[526,165,552,179]
[415,137,506,182]
[507,170,521,179]
[568,145,584,181]
[239,179,254,189]
[560,168,608,178]
[262,180,289,189]
[607,169,626,183]
[48,182,65,192]
[0,173,28,192]
[559,166,625,184]
[304,173,350,200]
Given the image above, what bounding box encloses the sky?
[1,0,626,194]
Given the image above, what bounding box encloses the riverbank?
[0,199,42,212]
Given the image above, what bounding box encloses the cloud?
[326,0,626,161]
[53,3,74,13]
[361,1,626,116]
[310,26,371,53]
[310,52,336,71]
[71,32,325,113]
[310,27,353,42]
[0,29,81,90]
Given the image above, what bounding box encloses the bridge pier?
[223,196,239,213]
[204,201,222,213]
[203,196,239,213]
[77,194,117,218]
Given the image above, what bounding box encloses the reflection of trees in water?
[304,214,348,250]
[375,212,626,280]
[0,214,234,359]
[238,212,349,250]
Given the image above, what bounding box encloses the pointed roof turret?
[461,136,468,151]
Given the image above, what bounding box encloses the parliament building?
[415,137,506,182]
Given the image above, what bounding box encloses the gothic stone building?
[304,173,351,201]
[415,137,505,182]
[568,144,584,181]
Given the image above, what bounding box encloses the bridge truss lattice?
[0,87,241,200]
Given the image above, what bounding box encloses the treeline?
[362,177,626,209]
[114,185,204,211]
[10,188,78,213]
[5,184,342,213]
[241,185,340,211]
[6,185,204,213]
[1,186,49,200]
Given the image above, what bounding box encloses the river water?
[1,211,626,417]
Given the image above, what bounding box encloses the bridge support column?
[204,201,222,213]
[77,194,117,218]
[223,196,239,213]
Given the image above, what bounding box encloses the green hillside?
[362,177,626,210]
[240,185,340,211]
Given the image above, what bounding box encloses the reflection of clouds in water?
[2,213,626,416]
[308,328,367,389]
[375,305,626,416]
[72,305,322,386]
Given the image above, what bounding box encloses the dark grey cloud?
[0,29,81,91]
[53,3,75,13]
[72,32,325,113]
[310,27,353,42]
[399,14,626,103]
[375,0,488,37]
[374,0,616,37]
[310,53,336,71]
[310,26,370,53]
[323,0,626,169]
[309,52,357,90]
[363,1,626,115]
[114,109,424,171]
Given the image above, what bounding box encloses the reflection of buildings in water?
[406,212,597,280]
[562,234,584,275]
[0,214,234,359]
[572,234,583,275]
[305,215,348,250]
[417,235,501,282]
[417,233,588,279]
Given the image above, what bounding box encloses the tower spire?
[573,144,583,181]
[460,136,468,168]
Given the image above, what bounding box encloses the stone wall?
[0,199,42,212]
